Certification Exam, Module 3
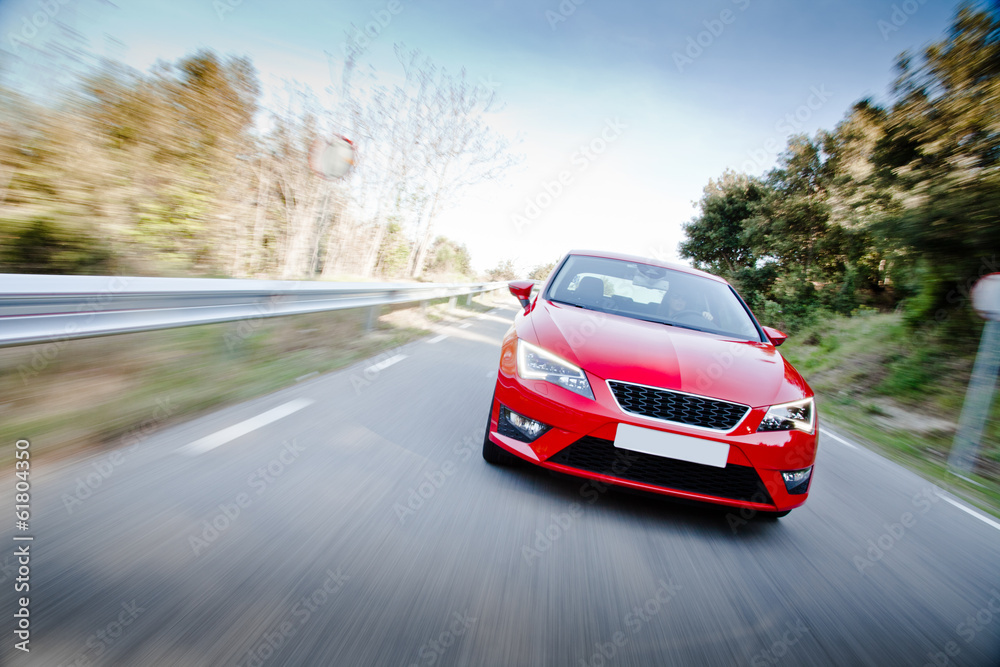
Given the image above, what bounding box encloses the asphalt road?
[2,304,999,667]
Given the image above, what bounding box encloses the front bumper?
[488,366,817,513]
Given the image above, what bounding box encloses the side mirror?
[762,326,787,347]
[508,280,535,310]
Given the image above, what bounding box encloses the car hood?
[528,300,811,408]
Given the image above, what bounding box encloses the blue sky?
[0,0,964,273]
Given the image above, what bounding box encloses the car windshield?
[546,255,762,341]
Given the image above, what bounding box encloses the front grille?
[608,380,749,431]
[548,436,772,504]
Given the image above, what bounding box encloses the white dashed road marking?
[935,492,1000,532]
[178,399,315,456]
[821,429,857,449]
[366,354,407,374]
[821,429,1000,533]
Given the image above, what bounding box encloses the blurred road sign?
[972,273,1000,321]
[309,136,356,179]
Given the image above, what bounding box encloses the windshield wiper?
[633,316,676,327]
[634,316,717,334]
[550,298,587,309]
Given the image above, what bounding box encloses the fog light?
[781,467,812,494]
[503,407,549,441]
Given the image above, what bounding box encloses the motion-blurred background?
[1,0,997,509]
[1,1,999,665]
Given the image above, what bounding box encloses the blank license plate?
[614,423,730,468]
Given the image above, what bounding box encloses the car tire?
[482,400,519,466]
[761,510,791,519]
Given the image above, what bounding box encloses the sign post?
[947,274,1000,476]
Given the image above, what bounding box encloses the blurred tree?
[528,261,558,281]
[72,52,261,275]
[760,136,831,281]
[677,4,997,331]
[0,78,123,274]
[325,47,518,280]
[0,44,515,281]
[262,84,339,279]
[679,171,766,277]
[874,5,1000,322]
[819,101,901,308]
[423,236,472,278]
[374,220,413,278]
[0,217,111,274]
[681,118,911,318]
[394,49,519,279]
[487,259,517,281]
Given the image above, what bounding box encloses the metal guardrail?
[0,274,508,348]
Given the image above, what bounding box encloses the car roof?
[564,249,730,285]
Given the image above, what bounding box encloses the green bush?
[0,217,113,274]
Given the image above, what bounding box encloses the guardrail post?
[947,274,1000,478]
[448,296,456,310]
[948,320,1000,476]
[364,305,380,332]
[420,300,428,317]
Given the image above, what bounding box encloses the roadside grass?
[1,291,509,466]
[780,310,1000,517]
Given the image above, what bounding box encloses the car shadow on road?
[487,458,791,540]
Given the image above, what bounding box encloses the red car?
[483,250,817,518]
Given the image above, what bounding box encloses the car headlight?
[516,339,594,400]
[757,397,815,433]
